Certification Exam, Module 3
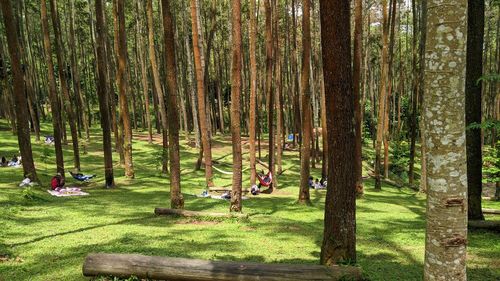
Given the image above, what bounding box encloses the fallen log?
[468,220,500,231]
[83,253,363,281]
[154,208,248,219]
[208,187,250,194]
[482,208,500,215]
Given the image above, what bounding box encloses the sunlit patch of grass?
[0,119,498,280]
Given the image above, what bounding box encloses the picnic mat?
[47,187,89,197]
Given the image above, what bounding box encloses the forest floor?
[0,120,499,281]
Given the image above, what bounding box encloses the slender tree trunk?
[465,0,485,221]
[49,0,81,172]
[353,0,363,195]
[424,0,469,278]
[114,0,134,178]
[374,0,390,191]
[319,0,356,265]
[137,0,153,144]
[0,0,39,182]
[320,76,328,178]
[161,0,184,209]
[95,0,115,188]
[191,0,214,187]
[275,0,283,175]
[298,0,312,204]
[41,0,65,177]
[229,0,243,212]
[265,0,275,191]
[418,0,428,193]
[70,0,90,141]
[249,0,257,186]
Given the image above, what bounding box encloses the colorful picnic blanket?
[47,187,89,197]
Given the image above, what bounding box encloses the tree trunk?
[374,0,390,191]
[93,0,115,188]
[319,0,356,265]
[264,0,276,191]
[0,0,39,182]
[137,0,153,145]
[229,0,243,212]
[191,0,214,187]
[353,0,363,195]
[423,1,468,279]
[161,0,184,209]
[40,0,65,177]
[298,0,312,204]
[465,0,485,221]
[114,0,134,178]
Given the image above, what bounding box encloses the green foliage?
[21,186,35,200]
[483,142,500,184]
[389,140,410,179]
[467,120,500,131]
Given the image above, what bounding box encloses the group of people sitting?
[308,176,327,189]
[1,155,22,167]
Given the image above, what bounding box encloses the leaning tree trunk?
[0,0,39,182]
[40,0,65,177]
[248,0,257,186]
[49,0,81,172]
[115,0,134,178]
[298,0,312,204]
[465,0,485,221]
[423,0,468,279]
[319,0,356,265]
[229,0,243,212]
[95,0,115,188]
[190,0,214,187]
[161,0,184,209]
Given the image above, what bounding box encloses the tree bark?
[264,0,275,191]
[0,0,39,182]
[319,0,356,265]
[298,0,312,204]
[248,0,257,186]
[229,0,243,212]
[161,0,184,209]
[191,0,214,187]
[114,0,134,178]
[353,0,363,195]
[465,0,485,221]
[95,0,115,188]
[423,1,468,279]
[40,0,65,177]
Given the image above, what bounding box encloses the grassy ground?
[0,120,499,281]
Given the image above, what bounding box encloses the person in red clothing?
[50,173,65,191]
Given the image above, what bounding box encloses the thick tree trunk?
[0,0,39,182]
[49,0,81,172]
[95,0,115,188]
[229,0,243,212]
[298,0,312,204]
[115,0,134,178]
[40,0,65,177]
[161,0,184,209]
[319,0,356,265]
[465,0,485,221]
[191,0,214,187]
[423,1,468,279]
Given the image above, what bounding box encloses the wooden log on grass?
[209,187,250,194]
[482,208,500,215]
[468,220,500,231]
[154,208,248,218]
[83,253,363,281]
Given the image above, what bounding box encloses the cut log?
[209,187,250,194]
[468,220,500,231]
[83,253,363,281]
[154,208,248,219]
[482,208,500,215]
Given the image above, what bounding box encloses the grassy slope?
[0,120,498,281]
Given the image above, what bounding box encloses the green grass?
[0,119,499,281]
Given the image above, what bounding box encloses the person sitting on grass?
[308,176,315,189]
[50,173,65,191]
[7,155,21,167]
[1,156,7,167]
[251,184,260,195]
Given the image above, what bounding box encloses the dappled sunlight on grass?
[0,120,499,280]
